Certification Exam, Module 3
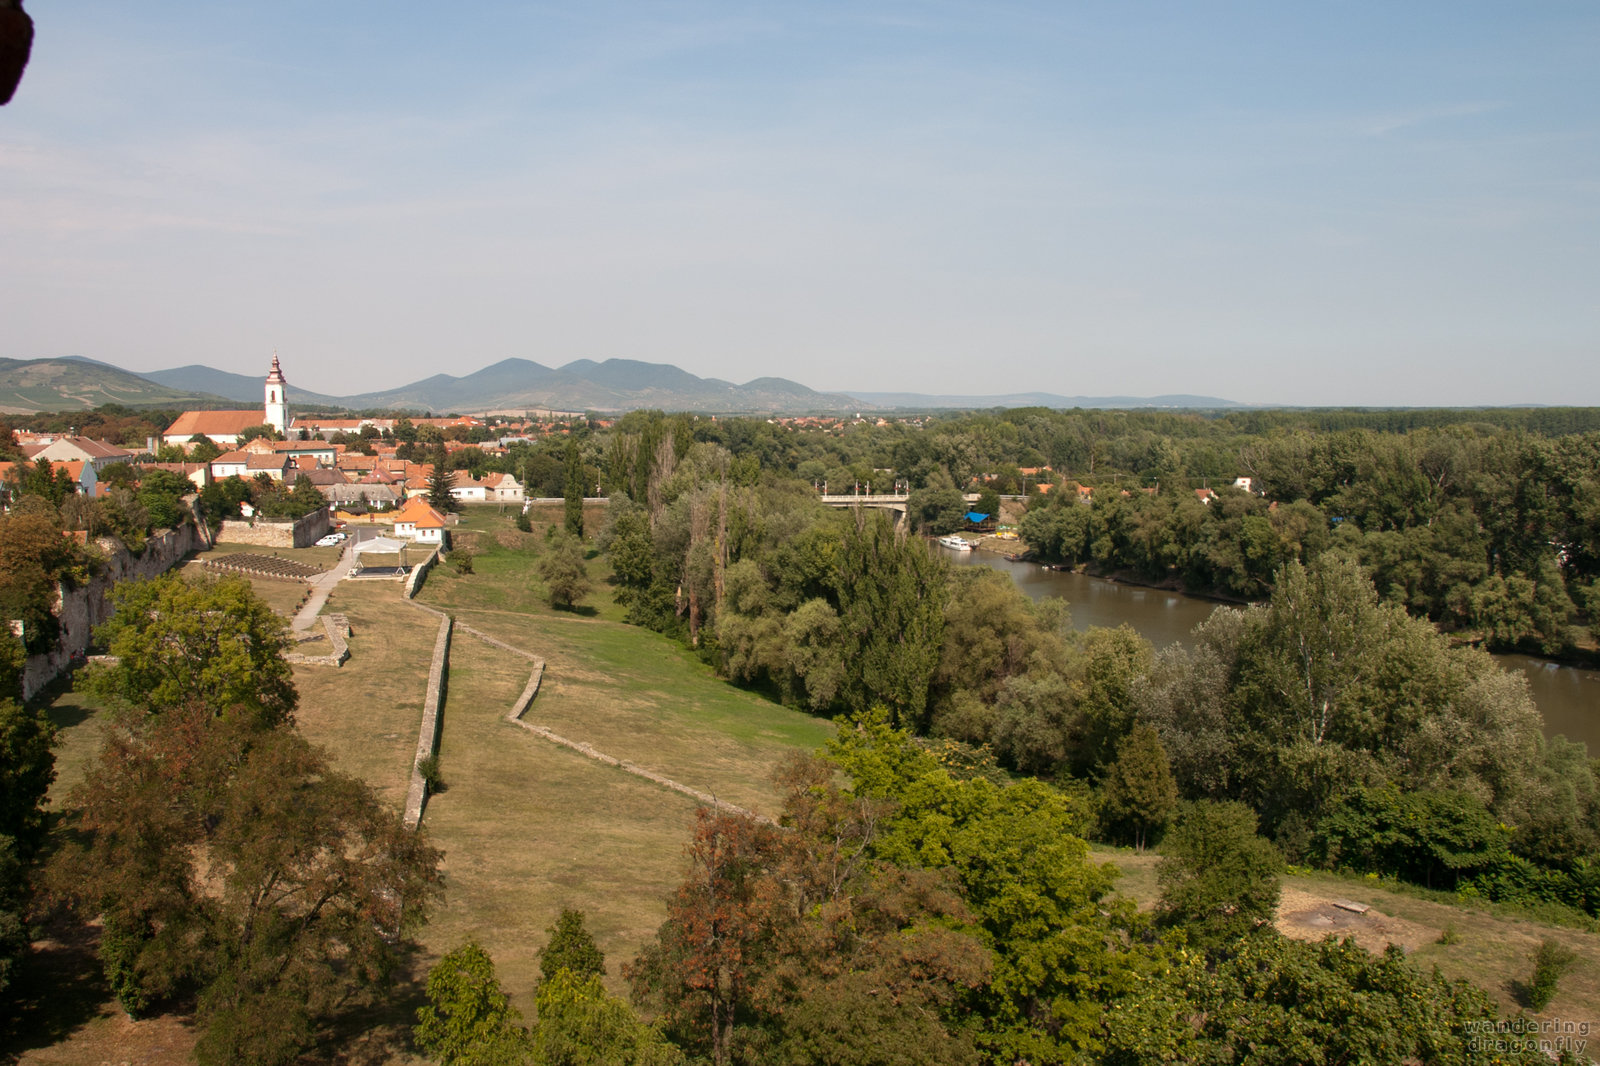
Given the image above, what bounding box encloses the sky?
[2,1,1597,406]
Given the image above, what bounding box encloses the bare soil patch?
[1274,886,1435,954]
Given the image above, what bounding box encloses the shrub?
[417,754,445,795]
[1524,937,1577,1010]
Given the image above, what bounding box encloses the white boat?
[938,535,975,551]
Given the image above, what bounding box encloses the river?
[942,547,1600,751]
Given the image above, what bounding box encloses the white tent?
[351,536,408,555]
[350,535,410,573]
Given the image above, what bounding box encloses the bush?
[1523,937,1577,1011]
[1158,800,1284,947]
[417,754,445,795]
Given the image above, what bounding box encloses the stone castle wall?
[215,507,331,549]
[21,525,202,701]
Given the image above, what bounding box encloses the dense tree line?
[596,421,1600,922]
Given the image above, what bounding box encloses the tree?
[0,698,54,996]
[627,810,785,1066]
[540,908,606,982]
[19,456,75,505]
[538,533,591,610]
[55,703,443,1063]
[531,968,683,1066]
[1101,935,1546,1065]
[1099,724,1177,850]
[834,511,947,731]
[563,438,585,539]
[429,445,459,513]
[89,574,298,726]
[1157,800,1283,948]
[187,436,223,463]
[237,424,282,444]
[415,941,531,1066]
[0,507,88,652]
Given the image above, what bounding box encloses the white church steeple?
[264,352,289,434]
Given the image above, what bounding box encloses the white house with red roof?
[392,496,448,544]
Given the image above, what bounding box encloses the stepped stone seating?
[203,552,325,581]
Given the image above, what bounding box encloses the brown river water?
[942,546,1600,752]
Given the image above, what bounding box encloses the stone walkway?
[292,541,360,633]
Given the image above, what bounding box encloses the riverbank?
[939,538,1600,751]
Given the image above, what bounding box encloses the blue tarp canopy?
[965,512,991,522]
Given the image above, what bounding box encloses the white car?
[315,534,341,547]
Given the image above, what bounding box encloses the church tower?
[264,352,289,434]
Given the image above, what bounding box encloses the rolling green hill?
[0,357,233,413]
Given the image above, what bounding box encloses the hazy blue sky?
[3,2,1597,405]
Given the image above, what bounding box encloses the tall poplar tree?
[563,437,585,538]
[833,511,947,731]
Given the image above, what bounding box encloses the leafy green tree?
[539,908,606,982]
[906,468,966,535]
[185,435,223,462]
[531,968,682,1066]
[237,424,282,443]
[826,711,1129,1064]
[1156,800,1283,948]
[415,940,531,1066]
[1313,785,1511,890]
[630,750,990,1066]
[1101,935,1547,1065]
[538,533,591,610]
[563,438,585,538]
[19,456,76,505]
[89,574,298,726]
[0,508,89,652]
[1099,724,1177,850]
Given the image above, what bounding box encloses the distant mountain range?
[0,355,1244,415]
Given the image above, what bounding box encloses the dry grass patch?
[418,634,703,1015]
[291,583,442,807]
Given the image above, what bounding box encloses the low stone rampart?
[403,547,442,600]
[399,603,766,827]
[402,613,452,829]
[285,614,350,668]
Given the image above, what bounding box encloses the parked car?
[315,534,341,547]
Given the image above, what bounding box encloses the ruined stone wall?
[21,525,202,700]
[214,507,331,549]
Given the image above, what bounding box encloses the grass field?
[410,507,834,1014]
